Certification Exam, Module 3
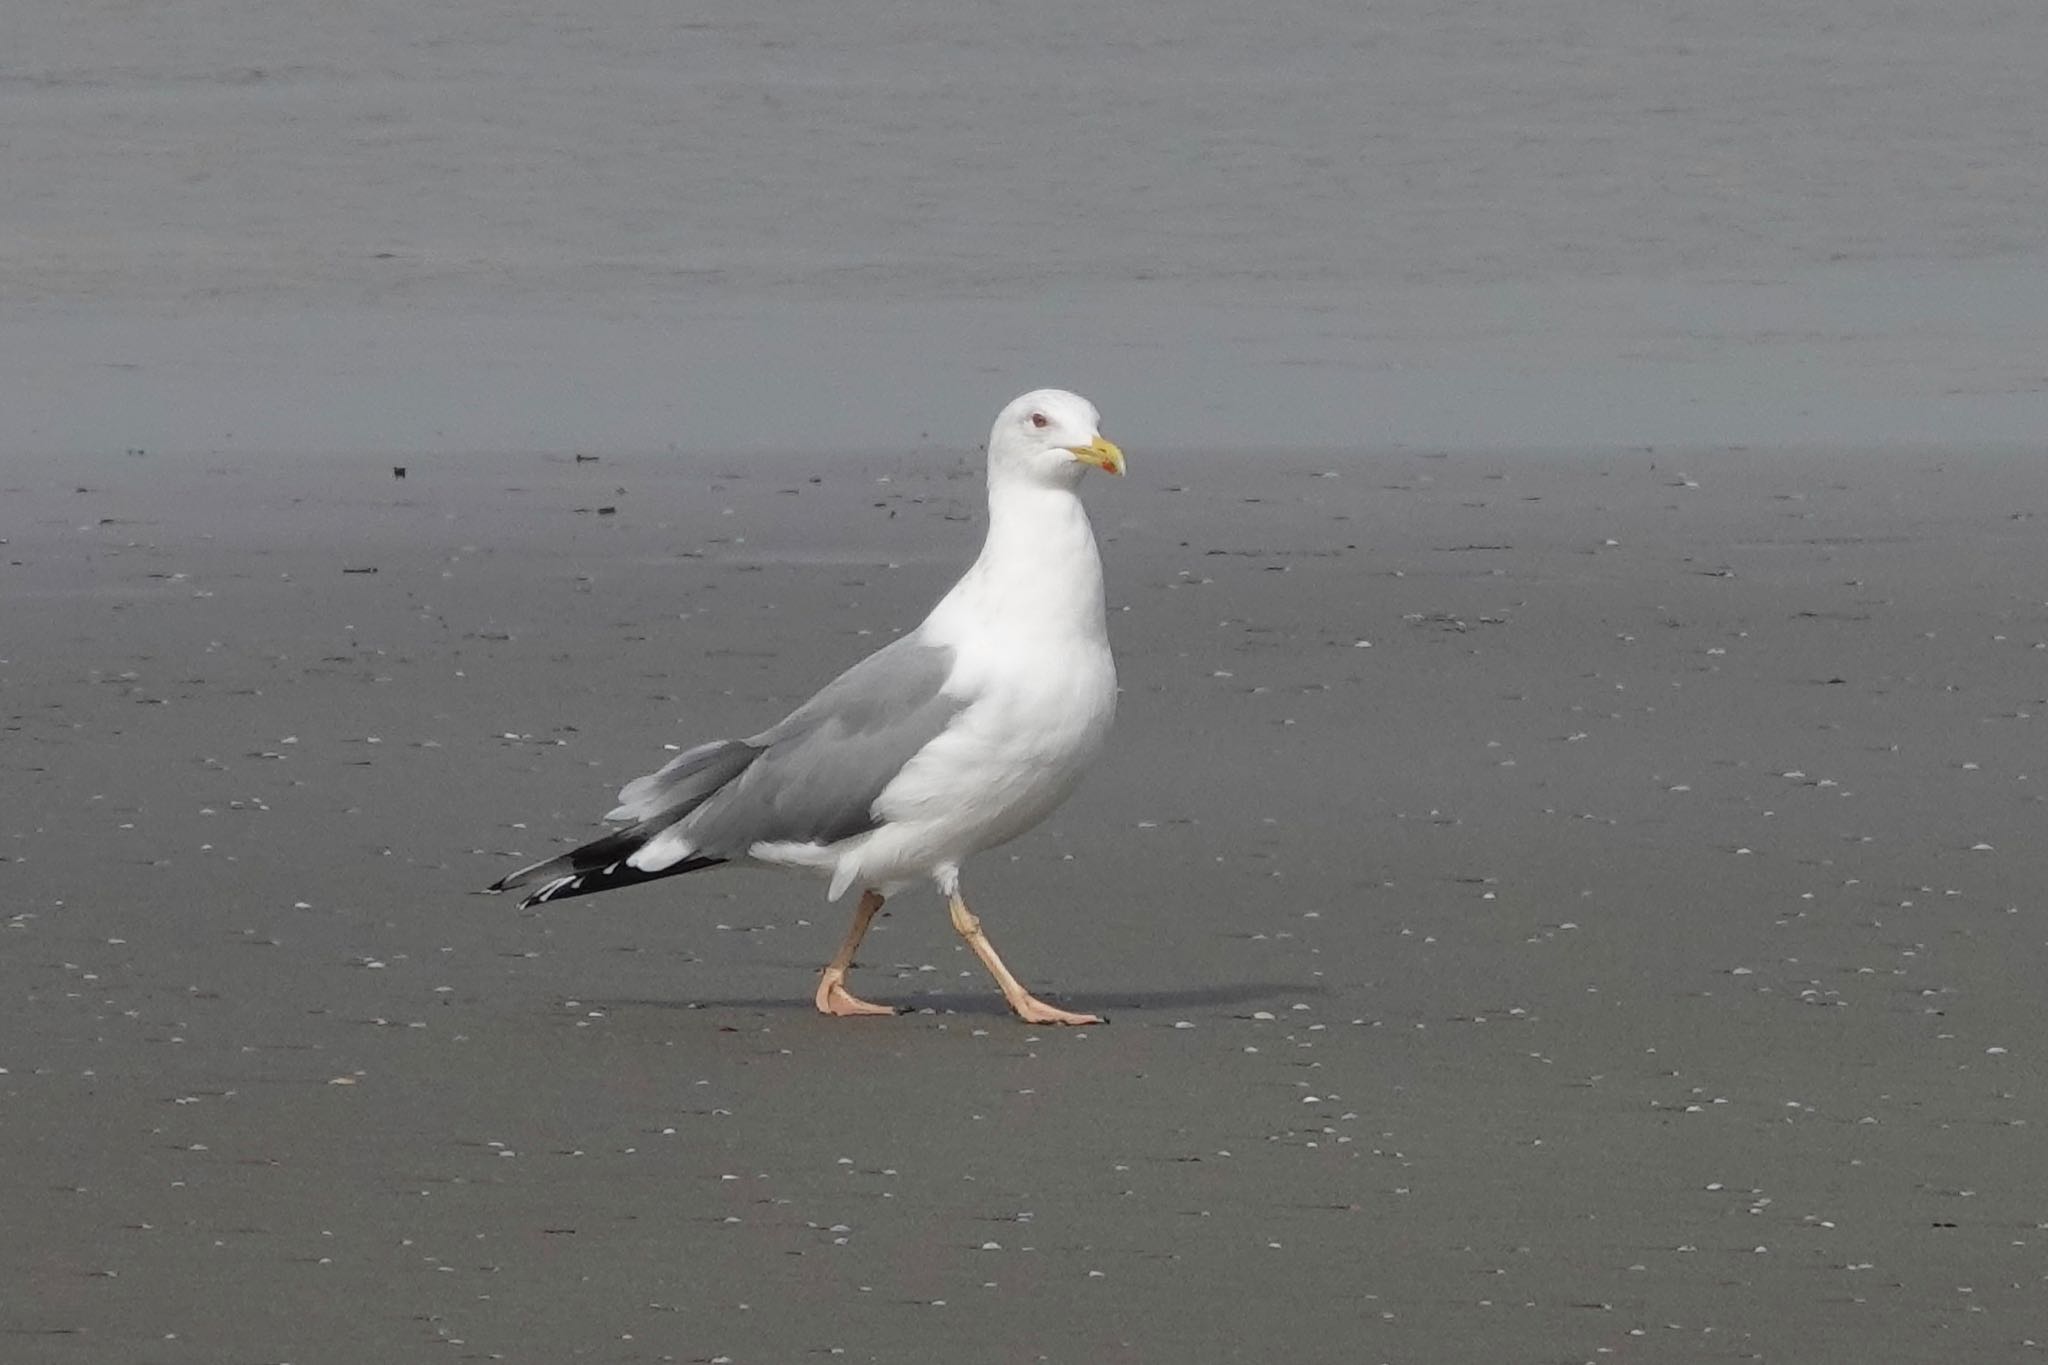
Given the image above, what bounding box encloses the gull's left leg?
[815,889,898,1017]
[946,890,1103,1026]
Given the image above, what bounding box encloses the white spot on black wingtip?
[519,874,581,908]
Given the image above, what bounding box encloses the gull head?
[988,389,1125,487]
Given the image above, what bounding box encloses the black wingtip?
[482,873,546,902]
[485,851,729,910]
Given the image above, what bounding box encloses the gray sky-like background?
[7,0,2046,458]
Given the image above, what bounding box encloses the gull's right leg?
[815,889,898,1017]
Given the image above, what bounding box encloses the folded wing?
[491,634,963,906]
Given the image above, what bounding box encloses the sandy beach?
[6,445,2046,1362]
[10,0,2048,1359]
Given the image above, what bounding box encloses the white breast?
[814,472,1118,897]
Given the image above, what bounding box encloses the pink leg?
[815,889,898,1017]
[947,892,1103,1026]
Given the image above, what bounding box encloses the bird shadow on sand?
[585,982,1326,1019]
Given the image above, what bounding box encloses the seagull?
[490,389,1125,1025]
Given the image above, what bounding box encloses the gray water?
[6,0,2046,457]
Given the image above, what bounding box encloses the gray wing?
[490,634,964,907]
[607,738,761,824]
[680,633,964,857]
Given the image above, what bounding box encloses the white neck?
[928,472,1106,641]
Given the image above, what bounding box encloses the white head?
[987,389,1125,488]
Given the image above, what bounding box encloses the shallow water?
[5,0,2047,455]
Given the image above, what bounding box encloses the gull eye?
[1030,412,1049,429]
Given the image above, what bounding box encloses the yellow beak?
[1066,435,1126,476]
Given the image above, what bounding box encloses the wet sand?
[5,445,2045,1362]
